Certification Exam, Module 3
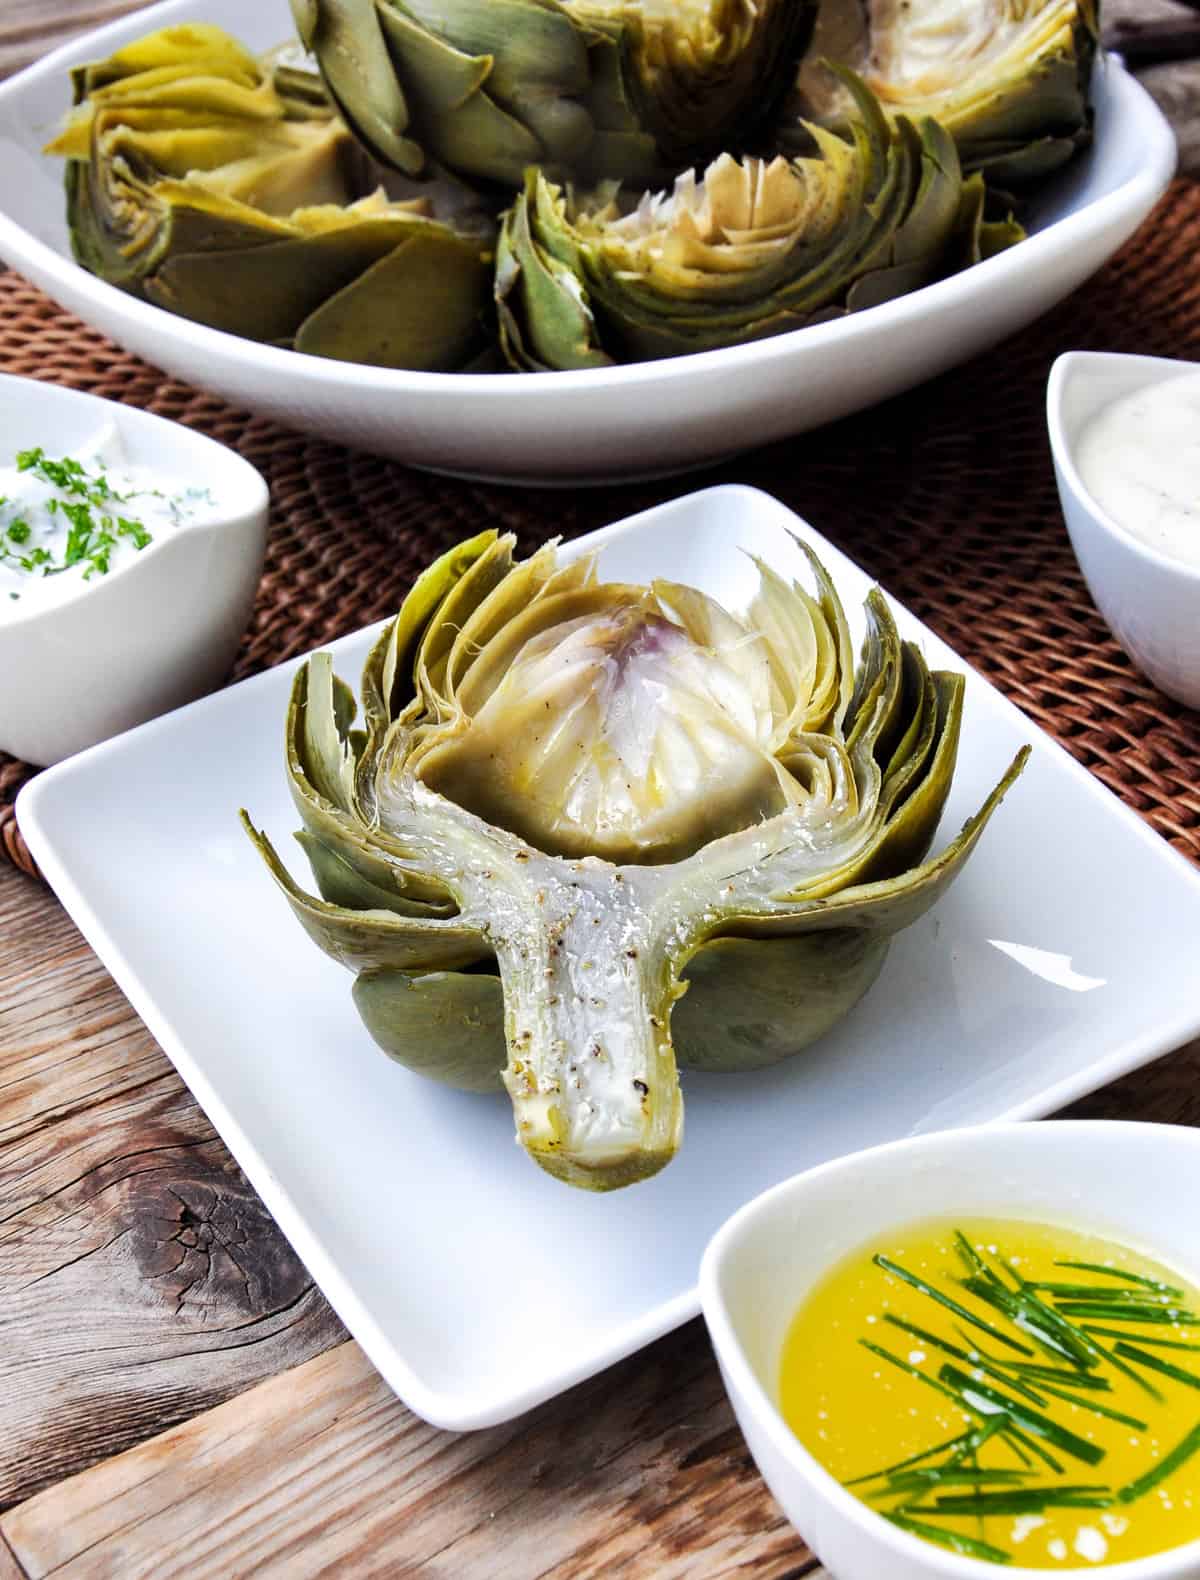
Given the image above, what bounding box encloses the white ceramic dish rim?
[700,1119,1200,1580]
[0,371,270,630]
[0,12,1173,403]
[17,483,1200,1432]
[1047,351,1200,587]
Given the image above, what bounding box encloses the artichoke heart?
[47,23,495,370]
[784,0,1099,187]
[496,73,1024,369]
[244,530,1027,1191]
[291,0,817,190]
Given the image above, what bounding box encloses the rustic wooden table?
[3,5,1200,1577]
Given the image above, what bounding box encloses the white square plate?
[19,485,1200,1430]
[0,4,1176,481]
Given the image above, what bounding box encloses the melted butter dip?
[1075,372,1200,569]
[780,1219,1200,1568]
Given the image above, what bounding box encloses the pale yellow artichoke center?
[418,596,792,863]
[795,0,1077,120]
[583,153,841,280]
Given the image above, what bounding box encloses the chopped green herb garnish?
[1082,1326,1200,1353]
[0,446,188,591]
[938,1365,1106,1466]
[874,1255,1033,1355]
[1055,1261,1185,1296]
[1112,1343,1200,1391]
[1119,1421,1200,1504]
[886,1511,1013,1564]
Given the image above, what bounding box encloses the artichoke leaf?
[290,0,425,174]
[242,813,492,972]
[353,967,506,1091]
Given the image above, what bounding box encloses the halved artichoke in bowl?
[244,528,1027,1192]
[495,73,1024,369]
[291,0,819,190]
[47,23,496,369]
[782,0,1100,188]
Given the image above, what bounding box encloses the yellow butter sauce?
[780,1220,1200,1568]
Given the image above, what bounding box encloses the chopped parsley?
[0,446,196,588]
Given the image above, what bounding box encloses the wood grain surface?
[2,3,1200,1578]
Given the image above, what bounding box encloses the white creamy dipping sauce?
[1075,371,1200,570]
[0,423,214,618]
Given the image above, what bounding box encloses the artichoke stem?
[488,866,684,1190]
[376,778,685,1190]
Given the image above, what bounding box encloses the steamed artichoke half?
[783,0,1099,188]
[244,531,1027,1192]
[48,24,495,369]
[496,74,1024,369]
[291,0,818,189]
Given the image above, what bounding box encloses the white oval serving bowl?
[0,375,268,766]
[1048,352,1200,711]
[0,3,1176,483]
[700,1120,1200,1580]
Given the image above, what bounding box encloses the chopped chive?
[1036,1284,1185,1303]
[866,1467,1032,1500]
[886,1512,1012,1564]
[859,1341,971,1411]
[845,1431,974,1489]
[1003,1425,1064,1475]
[1056,1261,1185,1296]
[954,1231,1006,1286]
[1119,1420,1200,1504]
[1055,1304,1200,1326]
[874,1255,1032,1355]
[1029,1379,1149,1431]
[1079,1334,1165,1403]
[997,1431,1035,1469]
[883,1315,1047,1405]
[1007,1364,1111,1392]
[938,1365,1105,1466]
[959,1275,1097,1369]
[1082,1326,1200,1353]
[907,1486,1114,1517]
[1112,1342,1200,1391]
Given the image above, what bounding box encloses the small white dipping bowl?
[0,375,267,766]
[700,1121,1200,1580]
[1047,351,1200,711]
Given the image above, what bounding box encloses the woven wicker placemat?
[4,181,1200,880]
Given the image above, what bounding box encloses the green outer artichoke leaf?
[287,661,457,912]
[673,930,891,1073]
[353,967,505,1090]
[243,813,489,972]
[374,529,506,718]
[294,225,492,368]
[289,0,425,174]
[496,178,612,371]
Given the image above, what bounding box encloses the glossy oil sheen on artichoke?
[244,531,1027,1192]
